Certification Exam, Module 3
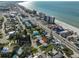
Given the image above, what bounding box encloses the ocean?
[19,1,79,28]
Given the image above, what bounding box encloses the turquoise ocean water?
[21,1,79,28]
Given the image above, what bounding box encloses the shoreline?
[55,19,79,35]
[18,2,79,35]
[18,3,79,57]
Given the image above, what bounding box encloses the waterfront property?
[0,2,79,58]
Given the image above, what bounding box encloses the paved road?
[16,16,25,29]
[16,6,46,58]
[33,17,79,55]
[0,16,9,44]
[25,12,79,55]
[17,5,79,57]
[16,6,36,47]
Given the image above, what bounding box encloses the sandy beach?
[19,2,79,36]
[18,1,33,9]
[55,19,79,35]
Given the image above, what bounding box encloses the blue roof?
[33,31,39,36]
[1,47,9,54]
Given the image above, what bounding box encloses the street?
[17,5,79,57]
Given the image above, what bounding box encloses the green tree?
[45,44,53,53]
[39,44,54,52]
[0,17,4,22]
[63,47,73,57]
[39,44,54,57]
[8,32,20,44]
[23,29,27,35]
[39,45,46,51]
[20,46,31,58]
[0,32,3,38]
[31,47,38,55]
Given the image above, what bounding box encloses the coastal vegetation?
[0,32,3,38]
[31,47,38,55]
[0,2,79,58]
[0,16,4,29]
[62,47,73,57]
[39,44,54,53]
[0,16,4,22]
